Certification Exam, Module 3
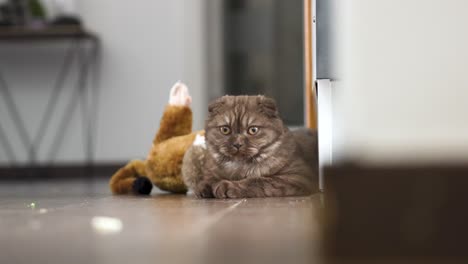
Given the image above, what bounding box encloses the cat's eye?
[248,126,259,135]
[220,126,231,135]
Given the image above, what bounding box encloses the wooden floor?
[0,179,322,264]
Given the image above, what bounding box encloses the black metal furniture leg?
[47,39,93,162]
[30,40,78,163]
[0,71,32,162]
[0,122,16,163]
[83,39,100,165]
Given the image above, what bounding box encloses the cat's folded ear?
[258,96,279,118]
[208,96,226,115]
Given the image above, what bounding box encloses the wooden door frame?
[304,0,318,129]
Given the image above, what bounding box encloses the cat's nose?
[232,143,242,149]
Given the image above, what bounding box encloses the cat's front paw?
[213,180,242,199]
[194,180,214,198]
[169,81,192,107]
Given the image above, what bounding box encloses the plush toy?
[109,81,205,195]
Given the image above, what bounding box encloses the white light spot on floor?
[91,216,123,235]
[38,208,48,214]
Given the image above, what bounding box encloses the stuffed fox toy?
[109,82,204,195]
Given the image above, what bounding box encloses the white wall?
[334,0,468,164]
[0,0,207,165]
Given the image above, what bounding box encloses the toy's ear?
[258,96,278,118]
[208,96,226,115]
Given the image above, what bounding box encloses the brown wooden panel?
[323,163,468,262]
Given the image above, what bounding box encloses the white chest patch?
[193,134,206,149]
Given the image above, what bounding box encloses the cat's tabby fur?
[193,95,319,198]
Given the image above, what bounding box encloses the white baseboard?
[316,79,333,190]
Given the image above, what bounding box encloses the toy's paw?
[169,81,192,107]
[132,177,153,195]
[213,180,242,199]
